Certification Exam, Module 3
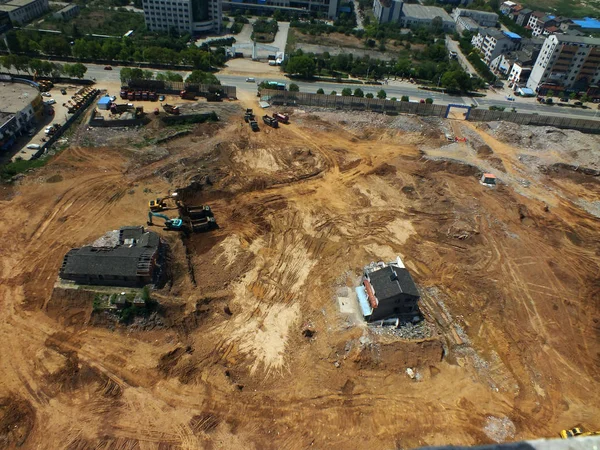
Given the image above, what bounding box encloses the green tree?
[186,70,221,85]
[341,88,352,96]
[581,94,590,103]
[366,92,374,98]
[289,83,300,92]
[390,97,397,101]
[425,98,433,104]
[316,88,325,94]
[546,90,554,97]
[285,55,316,78]
[330,90,337,95]
[401,95,409,102]
[569,92,577,100]
[63,63,88,79]
[354,88,364,97]
[377,89,386,99]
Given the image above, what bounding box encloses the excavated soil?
[0,105,599,449]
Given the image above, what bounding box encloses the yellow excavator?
[560,427,600,439]
[148,191,180,212]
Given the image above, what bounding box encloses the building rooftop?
[572,17,600,30]
[503,30,522,39]
[519,8,532,15]
[0,4,18,11]
[60,227,160,279]
[4,0,42,6]
[57,4,79,13]
[369,265,420,300]
[555,34,600,45]
[402,4,453,22]
[0,82,39,114]
[455,8,498,18]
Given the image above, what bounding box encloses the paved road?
[19,62,600,121]
[445,38,477,76]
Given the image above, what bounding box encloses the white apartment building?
[0,0,48,25]
[452,8,498,28]
[472,29,522,65]
[142,0,221,34]
[527,34,600,92]
[526,11,555,37]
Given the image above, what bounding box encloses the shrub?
[289,83,300,92]
[401,95,409,102]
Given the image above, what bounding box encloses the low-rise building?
[356,257,420,322]
[0,0,48,25]
[60,226,165,288]
[373,0,454,30]
[452,8,498,28]
[373,0,402,24]
[499,1,517,15]
[527,34,600,94]
[52,4,79,20]
[455,15,481,34]
[0,79,43,152]
[515,8,532,26]
[569,17,600,32]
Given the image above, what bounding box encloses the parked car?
[41,92,51,97]
[26,144,41,150]
[537,97,545,103]
[246,77,255,82]
[44,99,56,105]
[60,88,67,95]
[159,95,165,101]
[559,97,569,102]
[505,95,515,101]
[104,66,113,70]
[574,101,583,106]
[44,127,53,135]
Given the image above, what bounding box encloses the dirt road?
[0,107,599,449]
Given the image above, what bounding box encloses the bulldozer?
[147,211,183,231]
[149,192,180,212]
[560,427,600,439]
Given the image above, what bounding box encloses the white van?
[27,144,41,150]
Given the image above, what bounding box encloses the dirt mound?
[357,337,444,370]
[0,395,35,448]
[421,159,481,177]
[367,163,397,177]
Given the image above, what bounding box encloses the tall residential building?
[0,0,48,25]
[142,0,221,34]
[527,34,600,93]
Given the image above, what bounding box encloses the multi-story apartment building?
[515,8,532,26]
[472,29,522,65]
[452,8,498,28]
[527,34,600,93]
[142,0,221,34]
[0,0,48,25]
[526,11,556,37]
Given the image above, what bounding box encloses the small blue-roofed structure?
[355,286,373,318]
[572,17,600,30]
[97,96,112,110]
[503,31,521,39]
[517,87,535,97]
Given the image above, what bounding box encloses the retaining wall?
[261,90,600,134]
[128,80,236,99]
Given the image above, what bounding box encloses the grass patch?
[286,27,298,54]
[519,0,599,17]
[1,158,46,181]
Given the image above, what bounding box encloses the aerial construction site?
[0,94,599,449]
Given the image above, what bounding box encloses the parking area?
[11,84,86,161]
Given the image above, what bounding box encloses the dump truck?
[120,88,129,99]
[244,113,255,123]
[250,120,259,132]
[188,215,216,232]
[162,104,180,115]
[180,90,196,100]
[274,112,289,124]
[262,115,278,128]
[182,205,213,219]
[149,92,157,101]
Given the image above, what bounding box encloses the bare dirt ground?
[0,103,599,449]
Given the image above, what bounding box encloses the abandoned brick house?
[60,226,164,288]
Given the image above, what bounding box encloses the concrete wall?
[262,90,600,134]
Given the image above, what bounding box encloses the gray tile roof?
[402,4,453,22]
[369,265,420,300]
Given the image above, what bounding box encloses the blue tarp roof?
[355,286,373,318]
[519,87,535,95]
[503,31,521,39]
[339,6,351,12]
[572,17,600,29]
[97,96,111,105]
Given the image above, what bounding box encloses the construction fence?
[128,79,236,98]
[32,90,100,159]
[262,90,600,134]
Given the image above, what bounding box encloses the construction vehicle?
[180,90,196,100]
[244,112,255,123]
[147,212,183,230]
[179,205,216,232]
[246,108,253,115]
[149,192,179,212]
[262,115,278,128]
[273,112,289,124]
[560,428,600,439]
[162,104,180,115]
[250,120,259,132]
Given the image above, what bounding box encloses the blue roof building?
[572,17,600,30]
